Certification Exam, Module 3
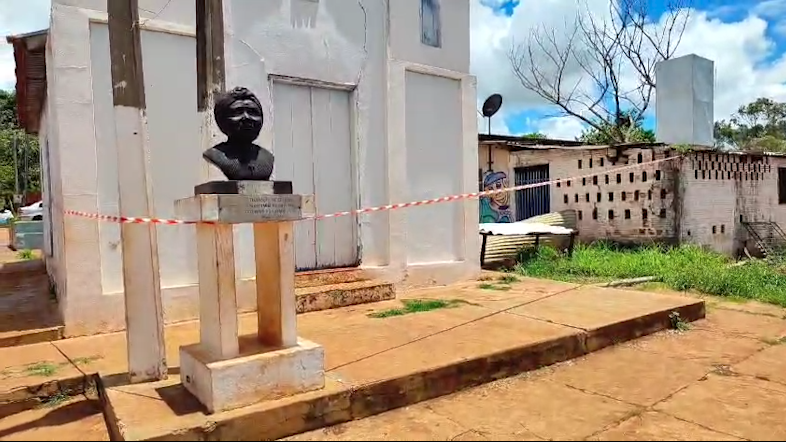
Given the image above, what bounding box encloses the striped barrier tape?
[63,155,681,224]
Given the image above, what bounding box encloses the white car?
[19,201,43,221]
[0,209,13,225]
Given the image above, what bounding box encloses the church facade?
[10,0,479,336]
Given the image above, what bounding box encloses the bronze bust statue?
[202,87,274,181]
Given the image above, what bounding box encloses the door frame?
[268,74,362,268]
[514,164,551,221]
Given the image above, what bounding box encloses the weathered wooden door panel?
[272,81,358,271]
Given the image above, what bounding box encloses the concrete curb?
[104,300,705,441]
[0,259,45,276]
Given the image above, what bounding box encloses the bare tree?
[508,0,690,143]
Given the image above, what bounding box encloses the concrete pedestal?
[179,338,325,414]
[175,183,325,414]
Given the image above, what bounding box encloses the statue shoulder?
[203,143,229,162]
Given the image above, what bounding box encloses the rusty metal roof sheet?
[5,29,48,134]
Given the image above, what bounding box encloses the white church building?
[9,0,480,337]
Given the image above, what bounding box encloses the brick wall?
[679,152,785,256]
[510,146,679,244]
[479,143,786,257]
[679,152,738,255]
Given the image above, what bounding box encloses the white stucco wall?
[46,0,478,336]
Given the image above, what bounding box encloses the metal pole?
[12,132,19,195]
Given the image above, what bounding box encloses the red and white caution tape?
[63,155,680,224]
[62,210,199,225]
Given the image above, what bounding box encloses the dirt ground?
[2,282,786,441]
[287,295,786,441]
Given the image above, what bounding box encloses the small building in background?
[478,137,786,257]
[478,54,785,258]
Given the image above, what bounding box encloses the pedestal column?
[174,184,324,414]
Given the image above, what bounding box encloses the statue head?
[214,87,264,143]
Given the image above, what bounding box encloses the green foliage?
[17,249,34,260]
[0,89,41,206]
[520,132,546,139]
[577,110,656,145]
[367,299,466,318]
[516,242,786,306]
[714,97,786,152]
[672,143,694,154]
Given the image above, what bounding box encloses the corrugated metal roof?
[5,29,48,135]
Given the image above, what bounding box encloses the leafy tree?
[713,98,786,152]
[508,0,690,144]
[577,110,655,144]
[521,132,546,139]
[0,90,41,206]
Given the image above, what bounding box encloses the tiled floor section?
[287,300,786,441]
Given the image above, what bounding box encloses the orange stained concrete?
[289,296,786,442]
[0,395,108,441]
[4,281,786,440]
[0,276,715,441]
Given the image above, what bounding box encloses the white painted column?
[254,222,297,348]
[107,0,166,383]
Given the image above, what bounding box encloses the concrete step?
[0,393,109,441]
[0,259,46,276]
[296,280,395,314]
[295,267,369,289]
[0,326,64,348]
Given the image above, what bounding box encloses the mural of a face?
[480,171,512,223]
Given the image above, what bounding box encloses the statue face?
[224,98,263,142]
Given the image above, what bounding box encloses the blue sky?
[475,0,786,139]
[2,0,786,140]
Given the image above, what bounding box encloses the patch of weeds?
[72,355,103,366]
[498,274,519,284]
[368,299,466,319]
[669,311,691,332]
[711,365,736,377]
[368,307,408,318]
[515,242,786,308]
[41,391,69,408]
[478,282,511,291]
[16,249,34,260]
[26,361,60,377]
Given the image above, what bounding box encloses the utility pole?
[196,0,226,182]
[12,132,18,191]
[12,132,19,209]
[107,0,167,383]
[194,0,239,358]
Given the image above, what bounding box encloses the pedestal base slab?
[179,338,325,414]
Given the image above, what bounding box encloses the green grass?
[368,299,466,318]
[516,242,786,307]
[16,249,34,260]
[25,362,60,377]
[478,282,511,291]
[72,355,103,366]
[41,391,69,408]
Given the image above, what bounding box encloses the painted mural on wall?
[420,0,442,47]
[480,171,513,223]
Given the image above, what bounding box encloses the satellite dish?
[481,94,504,172]
[482,94,503,118]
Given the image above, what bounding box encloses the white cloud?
[469,0,786,136]
[534,116,587,139]
[0,0,51,90]
[1,0,786,139]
